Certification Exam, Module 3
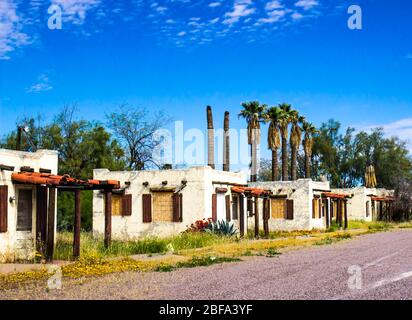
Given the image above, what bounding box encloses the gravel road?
[1,230,411,300]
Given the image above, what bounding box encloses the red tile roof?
[11,172,120,189]
[231,186,271,197]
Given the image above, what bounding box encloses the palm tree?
[239,101,267,182]
[290,110,305,181]
[266,106,282,181]
[302,121,318,179]
[206,106,215,169]
[278,103,293,181]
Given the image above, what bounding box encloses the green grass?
[155,256,241,272]
[314,232,352,246]
[54,232,234,261]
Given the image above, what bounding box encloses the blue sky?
[1,0,412,165]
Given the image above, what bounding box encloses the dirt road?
[1,230,411,300]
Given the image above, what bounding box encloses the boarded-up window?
[232,195,239,220]
[271,199,286,219]
[17,189,33,231]
[312,198,323,219]
[112,194,123,216]
[286,200,294,220]
[142,194,152,223]
[0,186,8,233]
[108,194,132,217]
[153,192,174,222]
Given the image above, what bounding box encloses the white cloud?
[265,0,283,11]
[291,12,304,20]
[209,2,221,8]
[257,9,286,24]
[177,31,187,36]
[295,0,318,10]
[223,0,256,25]
[358,118,412,152]
[0,0,30,59]
[26,74,53,93]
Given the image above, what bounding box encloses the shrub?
[186,218,213,232]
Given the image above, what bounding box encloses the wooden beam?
[254,196,259,238]
[73,189,81,258]
[104,190,112,248]
[0,164,14,171]
[39,168,52,174]
[46,187,56,262]
[20,166,34,173]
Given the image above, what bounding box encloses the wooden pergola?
[231,186,272,238]
[11,172,120,261]
[371,196,395,221]
[321,192,351,229]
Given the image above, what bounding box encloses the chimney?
[223,111,230,171]
[206,106,215,169]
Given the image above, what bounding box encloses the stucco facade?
[249,180,331,231]
[0,149,58,262]
[332,187,395,222]
[93,166,247,239]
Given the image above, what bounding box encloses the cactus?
[205,220,238,237]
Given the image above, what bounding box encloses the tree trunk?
[271,148,279,181]
[291,145,297,181]
[223,111,230,172]
[251,142,257,182]
[282,136,288,181]
[206,106,215,169]
[305,152,311,179]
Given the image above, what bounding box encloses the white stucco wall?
[249,180,330,231]
[332,187,395,222]
[0,149,58,262]
[93,166,247,239]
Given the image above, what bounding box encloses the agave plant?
[205,220,238,237]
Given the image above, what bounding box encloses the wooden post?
[46,187,56,262]
[36,186,48,255]
[254,196,259,238]
[104,190,112,248]
[344,200,348,230]
[338,199,343,228]
[73,189,81,258]
[263,198,269,238]
[239,194,245,238]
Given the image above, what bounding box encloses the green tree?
[106,104,171,171]
[1,105,126,231]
